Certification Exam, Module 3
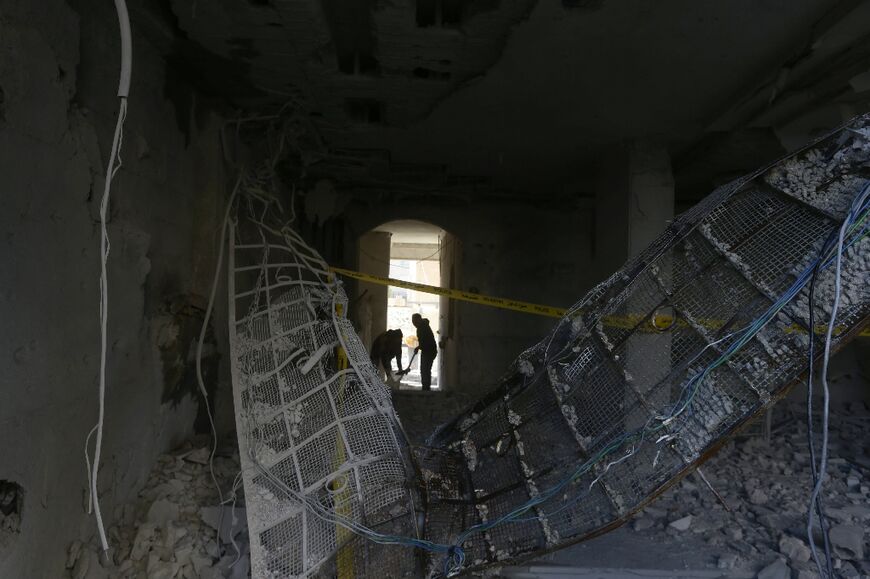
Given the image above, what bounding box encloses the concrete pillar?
[595,139,675,274]
[357,231,391,352]
[439,232,461,391]
[595,140,675,408]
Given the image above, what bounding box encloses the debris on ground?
[67,437,249,579]
[625,401,870,578]
[66,401,869,579]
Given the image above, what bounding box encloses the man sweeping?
[412,313,437,391]
[370,328,406,381]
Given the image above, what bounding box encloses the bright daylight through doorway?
[383,222,443,390]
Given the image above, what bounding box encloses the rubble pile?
[67,439,249,579]
[627,401,870,578]
[64,399,868,579]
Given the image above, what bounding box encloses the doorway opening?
[356,220,460,391]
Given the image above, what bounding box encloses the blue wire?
[319,193,870,577]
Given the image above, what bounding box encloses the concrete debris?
[68,440,248,579]
[146,499,180,527]
[829,524,865,561]
[200,506,247,545]
[62,404,867,578]
[668,515,692,531]
[632,517,655,532]
[183,447,212,466]
[748,488,769,505]
[717,553,739,570]
[777,535,810,563]
[627,401,870,575]
[756,559,790,579]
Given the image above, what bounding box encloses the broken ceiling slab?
[420,114,870,575]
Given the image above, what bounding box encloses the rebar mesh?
[229,215,420,578]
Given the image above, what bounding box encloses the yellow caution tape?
[330,266,870,337]
[330,266,566,318]
[332,298,354,578]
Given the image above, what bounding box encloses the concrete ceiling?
[159,0,870,200]
[331,0,837,189]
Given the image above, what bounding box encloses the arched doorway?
[355,220,461,391]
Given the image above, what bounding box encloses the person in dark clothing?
[370,329,406,378]
[412,313,437,390]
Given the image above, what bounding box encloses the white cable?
[806,208,849,578]
[113,0,132,97]
[84,424,98,514]
[196,172,243,551]
[87,0,133,553]
[90,97,128,553]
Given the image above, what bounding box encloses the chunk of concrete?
[668,515,692,531]
[717,553,739,569]
[200,506,247,544]
[146,499,179,527]
[829,525,864,560]
[749,488,769,505]
[183,447,210,465]
[130,523,158,561]
[632,517,654,531]
[756,559,790,579]
[778,535,811,563]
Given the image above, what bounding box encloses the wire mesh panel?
[228,207,421,578]
[421,115,870,575]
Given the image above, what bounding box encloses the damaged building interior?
[3,0,870,578]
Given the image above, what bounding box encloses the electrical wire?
[806,182,870,578]
[87,0,133,554]
[89,95,128,554]
[196,173,244,551]
[229,174,870,578]
[805,229,838,577]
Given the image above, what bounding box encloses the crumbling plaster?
[0,1,228,576]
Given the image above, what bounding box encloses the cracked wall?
[0,1,228,576]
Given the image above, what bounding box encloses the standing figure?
[412,313,437,391]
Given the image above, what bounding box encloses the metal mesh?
[421,115,870,574]
[229,215,420,578]
[229,115,870,578]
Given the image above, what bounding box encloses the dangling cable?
[197,173,243,549]
[87,0,132,553]
[805,229,837,577]
[807,182,870,578]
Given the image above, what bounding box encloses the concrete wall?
[356,231,391,352]
[344,199,595,398]
[0,1,226,576]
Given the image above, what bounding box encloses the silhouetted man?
[412,313,437,390]
[370,328,405,378]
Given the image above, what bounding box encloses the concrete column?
[357,231,391,352]
[595,140,675,408]
[595,139,675,274]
